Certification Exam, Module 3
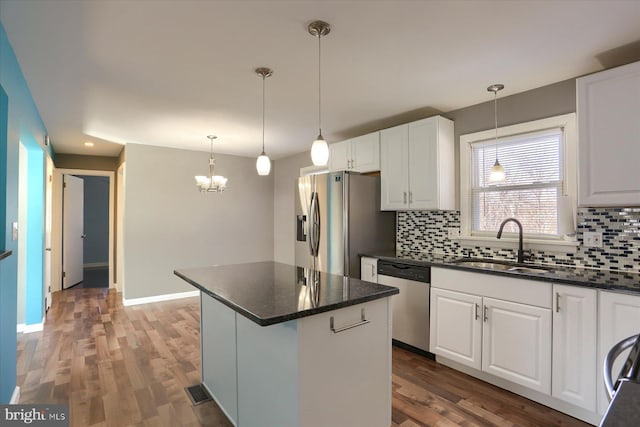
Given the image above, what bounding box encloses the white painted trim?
[123,290,199,307]
[10,387,20,404]
[17,321,44,333]
[53,169,116,290]
[299,165,328,176]
[83,262,108,269]
[457,235,580,254]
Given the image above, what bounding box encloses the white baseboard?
[10,386,20,404]
[83,262,108,269]
[17,319,44,334]
[123,290,199,307]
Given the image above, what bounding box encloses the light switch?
[12,222,18,240]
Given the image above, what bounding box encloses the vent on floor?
[185,384,212,406]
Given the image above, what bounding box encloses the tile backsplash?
[397,208,640,272]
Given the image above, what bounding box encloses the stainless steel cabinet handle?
[556,292,560,313]
[409,191,413,204]
[483,305,488,322]
[330,308,370,333]
[403,192,407,204]
[475,303,479,320]
[371,264,375,278]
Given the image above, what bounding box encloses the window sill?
[457,235,580,254]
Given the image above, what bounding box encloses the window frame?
[459,113,578,252]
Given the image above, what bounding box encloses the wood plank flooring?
[17,288,590,427]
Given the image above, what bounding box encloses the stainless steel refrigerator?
[295,171,396,279]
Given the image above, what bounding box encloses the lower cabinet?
[430,287,551,394]
[482,297,551,394]
[360,256,378,282]
[552,284,597,411]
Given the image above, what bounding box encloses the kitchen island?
[174,261,398,427]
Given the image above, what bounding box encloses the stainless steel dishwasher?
[377,260,431,354]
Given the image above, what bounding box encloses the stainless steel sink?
[453,258,551,274]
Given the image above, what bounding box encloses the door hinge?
[63,182,67,188]
[63,271,66,278]
[49,175,52,182]
[48,286,51,292]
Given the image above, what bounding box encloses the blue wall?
[0,23,48,404]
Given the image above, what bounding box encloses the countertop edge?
[366,253,640,294]
[0,250,12,261]
[174,269,398,327]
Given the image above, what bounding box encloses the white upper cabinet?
[381,115,455,210]
[577,60,640,207]
[329,132,380,173]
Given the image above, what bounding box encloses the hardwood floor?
[17,288,590,427]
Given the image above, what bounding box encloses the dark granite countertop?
[174,261,399,326]
[0,250,12,261]
[364,251,640,294]
[601,380,640,426]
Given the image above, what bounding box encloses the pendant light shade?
[255,67,273,176]
[308,20,331,166]
[487,84,506,184]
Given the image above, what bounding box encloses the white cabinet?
[482,297,551,394]
[360,256,378,283]
[381,115,454,210]
[430,268,552,394]
[329,132,380,173]
[597,290,640,415]
[552,284,597,411]
[430,288,482,370]
[577,60,640,206]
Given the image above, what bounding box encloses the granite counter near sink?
[363,250,640,294]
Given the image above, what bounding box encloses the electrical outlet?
[447,228,460,239]
[583,231,603,248]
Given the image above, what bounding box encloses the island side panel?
[298,297,392,427]
[201,293,238,425]
[236,316,299,427]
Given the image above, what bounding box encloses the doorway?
[52,169,115,292]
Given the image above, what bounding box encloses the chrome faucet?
[497,218,528,264]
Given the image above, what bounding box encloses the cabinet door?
[408,118,439,209]
[577,60,640,206]
[380,124,409,210]
[329,140,351,172]
[552,284,597,411]
[597,291,640,415]
[482,297,551,394]
[430,288,482,370]
[351,132,380,173]
[360,257,378,283]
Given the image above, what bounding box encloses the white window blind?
[470,127,564,237]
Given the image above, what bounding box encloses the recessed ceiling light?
[84,141,94,147]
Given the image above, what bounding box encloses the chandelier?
[195,135,228,192]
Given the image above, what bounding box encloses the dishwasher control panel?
[377,260,430,283]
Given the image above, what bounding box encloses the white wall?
[273,151,311,264]
[123,144,274,300]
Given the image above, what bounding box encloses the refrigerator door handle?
[309,192,320,257]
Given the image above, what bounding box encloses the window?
[460,114,577,247]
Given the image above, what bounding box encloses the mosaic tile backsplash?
[397,208,640,272]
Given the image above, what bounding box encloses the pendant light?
[308,20,331,166]
[487,84,506,184]
[255,67,273,176]
[195,135,228,192]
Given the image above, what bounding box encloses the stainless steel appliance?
[295,172,395,278]
[377,260,431,353]
[601,334,640,426]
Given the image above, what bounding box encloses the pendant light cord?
[317,33,322,136]
[262,74,266,153]
[494,90,498,162]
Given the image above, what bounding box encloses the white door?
[482,297,552,394]
[430,288,482,370]
[552,284,597,411]
[597,291,640,414]
[44,157,54,310]
[62,174,84,288]
[408,117,438,209]
[328,140,351,172]
[380,124,409,210]
[360,257,378,283]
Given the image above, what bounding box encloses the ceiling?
[2,1,640,159]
